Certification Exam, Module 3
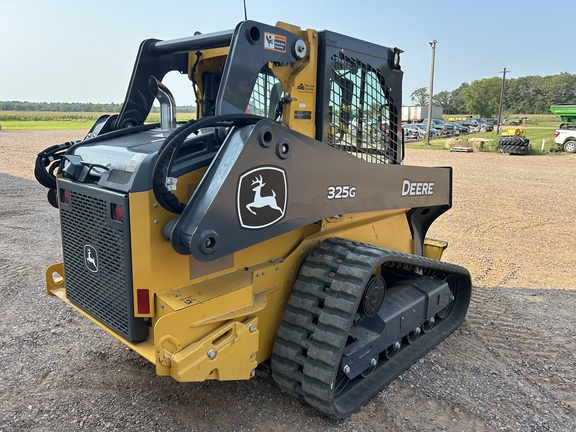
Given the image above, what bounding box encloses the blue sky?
[1,0,574,105]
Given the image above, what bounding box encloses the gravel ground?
[1,130,575,431]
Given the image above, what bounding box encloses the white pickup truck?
[554,126,576,153]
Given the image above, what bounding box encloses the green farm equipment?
[550,104,576,125]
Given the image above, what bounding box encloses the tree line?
[5,71,575,118]
[409,72,576,117]
[0,101,195,113]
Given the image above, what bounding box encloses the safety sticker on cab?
[264,32,286,53]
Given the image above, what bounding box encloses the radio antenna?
[243,0,248,20]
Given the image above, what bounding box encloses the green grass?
[0,111,197,130]
[0,111,103,130]
[1,120,95,130]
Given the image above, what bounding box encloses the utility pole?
[425,40,437,145]
[497,68,509,135]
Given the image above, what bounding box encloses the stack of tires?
[498,135,531,155]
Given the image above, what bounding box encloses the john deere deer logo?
[84,244,99,273]
[238,167,287,229]
[246,175,284,216]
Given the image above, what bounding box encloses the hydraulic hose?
[35,123,161,190]
[34,141,77,190]
[34,123,162,208]
[152,114,264,214]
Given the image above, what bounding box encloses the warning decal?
[125,153,147,172]
[264,32,286,53]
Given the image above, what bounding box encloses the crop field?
[0,111,196,130]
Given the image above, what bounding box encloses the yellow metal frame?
[46,202,446,381]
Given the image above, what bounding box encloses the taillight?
[60,188,70,204]
[136,289,150,314]
[111,203,124,222]
[554,132,560,138]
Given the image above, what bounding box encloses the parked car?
[462,118,494,132]
[453,122,470,132]
[403,124,425,140]
[444,122,468,134]
[351,118,389,136]
[414,123,440,137]
[553,125,576,153]
[421,119,455,135]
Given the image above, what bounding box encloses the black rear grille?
[58,179,147,342]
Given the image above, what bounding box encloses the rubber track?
[271,238,472,419]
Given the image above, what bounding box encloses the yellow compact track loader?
[35,21,471,418]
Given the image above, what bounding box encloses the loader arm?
[166,118,451,260]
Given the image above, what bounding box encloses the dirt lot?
[1,130,575,431]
